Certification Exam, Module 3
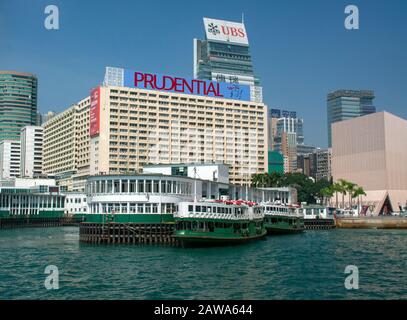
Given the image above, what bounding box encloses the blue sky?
[1,0,406,147]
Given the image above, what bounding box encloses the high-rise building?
[315,148,332,181]
[43,67,268,191]
[20,126,43,178]
[280,131,297,173]
[332,111,407,214]
[327,90,375,147]
[42,98,90,191]
[0,71,37,141]
[37,111,57,126]
[194,17,262,102]
[0,140,21,179]
[269,109,304,152]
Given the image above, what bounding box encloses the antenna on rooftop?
[241,12,245,24]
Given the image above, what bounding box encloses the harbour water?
[0,227,406,300]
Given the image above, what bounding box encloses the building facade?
[20,126,43,178]
[315,148,332,181]
[0,140,21,179]
[267,151,284,174]
[332,111,407,214]
[42,98,90,191]
[327,89,376,147]
[43,68,268,191]
[0,71,37,141]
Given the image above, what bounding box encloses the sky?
[1,0,406,148]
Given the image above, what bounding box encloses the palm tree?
[352,186,367,215]
[337,179,349,209]
[345,181,357,209]
[321,186,334,206]
[331,182,341,208]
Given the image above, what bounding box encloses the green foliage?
[251,173,365,206]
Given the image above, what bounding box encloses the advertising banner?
[123,69,251,101]
[203,17,249,45]
[89,86,100,137]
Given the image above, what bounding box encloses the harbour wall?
[335,217,407,229]
[304,219,336,230]
[79,222,177,245]
[0,217,82,229]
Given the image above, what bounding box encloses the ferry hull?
[176,230,267,248]
[265,226,304,235]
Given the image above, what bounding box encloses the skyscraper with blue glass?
[327,90,376,147]
[193,17,262,101]
[0,71,38,141]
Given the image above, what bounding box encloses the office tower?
[0,71,37,141]
[0,140,21,179]
[194,17,262,102]
[327,90,375,147]
[20,126,44,178]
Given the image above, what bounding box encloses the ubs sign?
[203,17,249,45]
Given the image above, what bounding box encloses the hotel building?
[42,97,90,191]
[332,111,407,214]
[43,68,268,191]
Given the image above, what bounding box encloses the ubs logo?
[207,23,220,36]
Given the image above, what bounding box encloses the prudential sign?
[122,69,251,101]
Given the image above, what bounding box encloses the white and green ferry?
[174,200,266,247]
[261,202,304,234]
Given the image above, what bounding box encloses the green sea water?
[0,227,406,300]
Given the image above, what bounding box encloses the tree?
[331,182,342,208]
[321,186,334,206]
[337,179,349,209]
[352,186,367,214]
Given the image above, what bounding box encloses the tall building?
[0,71,37,141]
[280,131,297,173]
[0,140,21,179]
[327,90,375,147]
[43,67,268,191]
[36,111,57,126]
[42,98,90,191]
[20,126,43,178]
[332,111,407,214]
[269,109,304,151]
[193,17,262,102]
[315,148,332,181]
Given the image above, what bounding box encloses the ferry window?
[213,207,217,213]
[242,223,247,229]
[121,181,128,193]
[306,209,312,215]
[122,204,128,213]
[207,207,211,213]
[186,221,192,230]
[202,206,207,213]
[196,206,201,212]
[137,204,144,213]
[145,204,151,213]
[192,221,197,230]
[188,205,193,212]
[152,204,158,213]
[208,222,214,232]
[130,204,136,213]
[199,222,204,229]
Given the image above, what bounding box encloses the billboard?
[123,69,251,101]
[203,17,249,45]
[89,87,100,137]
